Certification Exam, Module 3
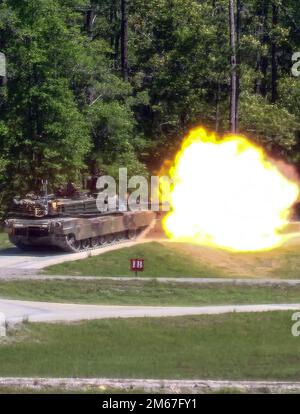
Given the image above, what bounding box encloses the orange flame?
[162,127,300,252]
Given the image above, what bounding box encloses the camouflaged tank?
[4,191,155,253]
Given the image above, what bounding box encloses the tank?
[4,190,155,253]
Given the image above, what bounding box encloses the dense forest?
[0,0,299,215]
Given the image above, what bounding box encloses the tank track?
[62,226,149,253]
[10,224,152,253]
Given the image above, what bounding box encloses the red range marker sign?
[130,259,144,274]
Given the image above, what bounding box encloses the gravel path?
[1,299,300,324]
[0,377,299,393]
[1,272,300,286]
[0,239,153,271]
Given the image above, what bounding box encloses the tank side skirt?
[6,211,155,253]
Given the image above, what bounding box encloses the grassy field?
[44,240,300,279]
[44,242,226,277]
[0,312,299,380]
[1,279,300,306]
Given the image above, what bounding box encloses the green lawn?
[44,240,300,279]
[0,312,299,380]
[1,279,300,306]
[44,242,226,277]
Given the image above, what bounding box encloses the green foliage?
[0,0,300,216]
[239,92,300,158]
[0,0,91,200]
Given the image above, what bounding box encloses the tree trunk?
[86,4,96,40]
[235,0,242,131]
[271,1,279,103]
[254,0,269,96]
[0,52,6,86]
[215,81,221,133]
[229,0,237,133]
[115,31,120,70]
[109,2,115,48]
[121,0,128,81]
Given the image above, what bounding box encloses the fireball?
[163,127,299,252]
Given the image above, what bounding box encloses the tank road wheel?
[127,229,137,240]
[81,238,91,251]
[91,237,99,249]
[65,234,81,253]
[115,232,125,243]
[91,236,107,249]
[106,234,116,245]
[98,236,107,247]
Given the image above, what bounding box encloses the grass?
[44,240,300,279]
[44,242,226,278]
[0,312,299,380]
[0,232,12,250]
[2,227,300,279]
[1,279,300,306]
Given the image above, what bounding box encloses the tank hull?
[5,211,155,253]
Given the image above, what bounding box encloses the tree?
[229,0,237,133]
[0,0,90,197]
[85,2,97,40]
[121,0,129,81]
[236,0,242,130]
[0,0,300,217]
[271,0,279,103]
